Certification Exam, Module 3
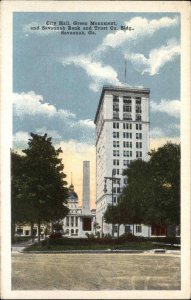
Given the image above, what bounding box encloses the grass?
[12,252,181,290]
[24,239,180,252]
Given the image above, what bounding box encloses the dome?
[67,183,78,201]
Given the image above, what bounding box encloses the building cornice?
[94,85,150,124]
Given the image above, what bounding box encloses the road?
[12,252,180,290]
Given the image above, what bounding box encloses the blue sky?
[13,12,181,202]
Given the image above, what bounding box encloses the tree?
[11,133,69,242]
[104,204,125,238]
[121,142,180,236]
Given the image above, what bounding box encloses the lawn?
[12,252,180,290]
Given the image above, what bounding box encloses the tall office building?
[94,86,150,237]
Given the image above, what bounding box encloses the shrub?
[49,232,62,239]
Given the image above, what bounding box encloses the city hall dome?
[67,183,78,201]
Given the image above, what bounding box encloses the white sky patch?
[77,119,95,129]
[36,127,62,140]
[124,40,180,75]
[97,16,178,53]
[150,127,164,138]
[62,55,122,92]
[13,91,76,119]
[151,99,180,118]
[13,131,30,149]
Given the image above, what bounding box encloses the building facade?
[94,86,150,237]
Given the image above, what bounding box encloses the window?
[123,150,132,157]
[113,196,117,204]
[113,150,119,157]
[135,97,141,104]
[136,151,142,158]
[124,178,128,185]
[136,142,142,149]
[114,225,118,233]
[76,229,78,235]
[113,122,119,129]
[123,132,132,139]
[113,159,119,166]
[136,106,142,113]
[123,141,132,148]
[113,95,119,102]
[123,123,132,130]
[17,228,23,235]
[71,216,74,227]
[136,124,142,130]
[75,217,78,227]
[125,225,131,234]
[113,112,119,120]
[113,96,119,112]
[123,160,128,166]
[113,169,120,175]
[136,133,142,139]
[136,114,142,121]
[113,132,119,138]
[113,187,120,194]
[123,113,132,120]
[66,217,69,226]
[113,141,120,148]
[136,225,142,233]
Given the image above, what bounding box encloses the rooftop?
[94,85,150,124]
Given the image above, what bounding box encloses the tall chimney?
[83,161,90,214]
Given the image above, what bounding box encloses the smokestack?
[83,161,90,214]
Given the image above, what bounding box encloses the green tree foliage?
[104,142,180,237]
[11,133,69,242]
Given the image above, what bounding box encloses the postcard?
[1,1,190,299]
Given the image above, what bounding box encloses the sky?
[13,12,181,208]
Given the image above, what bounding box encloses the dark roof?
[67,184,78,201]
[94,85,150,124]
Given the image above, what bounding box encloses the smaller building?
[62,161,96,238]
[62,182,96,238]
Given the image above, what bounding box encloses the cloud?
[150,127,164,138]
[76,119,95,129]
[124,40,180,75]
[36,127,62,140]
[97,16,179,53]
[62,55,122,92]
[151,99,180,118]
[13,91,76,119]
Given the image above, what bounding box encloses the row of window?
[113,114,142,121]
[113,122,142,130]
[112,224,142,234]
[113,96,142,103]
[113,152,142,166]
[113,132,142,139]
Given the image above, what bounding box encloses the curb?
[21,249,181,254]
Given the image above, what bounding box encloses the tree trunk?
[11,220,16,244]
[117,224,120,238]
[37,221,41,243]
[31,221,34,242]
[132,224,134,235]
